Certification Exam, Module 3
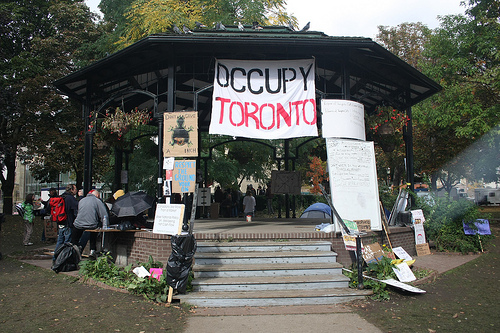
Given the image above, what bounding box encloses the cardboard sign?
[44,219,58,239]
[416,243,431,256]
[164,112,198,157]
[172,160,196,193]
[341,219,363,251]
[153,204,185,235]
[355,219,371,233]
[363,243,385,263]
[210,59,318,139]
[321,99,366,140]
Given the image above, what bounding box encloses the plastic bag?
[166,234,196,293]
[52,243,81,273]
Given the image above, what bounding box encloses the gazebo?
[54,26,441,201]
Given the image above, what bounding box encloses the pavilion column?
[404,105,415,206]
[83,83,93,194]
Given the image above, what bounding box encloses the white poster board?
[326,138,382,230]
[153,204,185,235]
[321,99,366,140]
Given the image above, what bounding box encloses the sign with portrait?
[164,112,198,157]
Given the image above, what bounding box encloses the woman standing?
[22,193,35,246]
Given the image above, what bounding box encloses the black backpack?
[52,243,81,273]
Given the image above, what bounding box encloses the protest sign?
[392,262,416,282]
[321,99,365,140]
[416,243,431,256]
[392,246,413,261]
[210,59,318,139]
[172,160,196,193]
[362,242,385,264]
[164,112,198,157]
[341,219,363,251]
[414,222,427,245]
[153,204,185,235]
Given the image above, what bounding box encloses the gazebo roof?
[54,26,441,130]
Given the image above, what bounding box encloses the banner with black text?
[209,59,318,139]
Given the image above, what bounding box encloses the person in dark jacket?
[52,185,78,262]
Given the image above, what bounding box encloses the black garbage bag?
[166,234,197,294]
[52,242,81,273]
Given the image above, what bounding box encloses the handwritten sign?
[416,243,431,256]
[392,262,416,282]
[363,242,384,263]
[321,99,365,140]
[355,219,371,233]
[172,160,196,193]
[392,246,413,261]
[153,204,185,235]
[326,138,381,231]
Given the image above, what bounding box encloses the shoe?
[24,242,34,246]
[89,250,97,260]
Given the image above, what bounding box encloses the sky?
[85,0,466,39]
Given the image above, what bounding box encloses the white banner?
[209,59,318,139]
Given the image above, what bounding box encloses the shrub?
[79,254,191,303]
[414,193,495,253]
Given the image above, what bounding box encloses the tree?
[376,1,500,192]
[416,0,500,189]
[0,0,102,213]
[306,156,328,194]
[377,22,432,70]
[115,0,296,47]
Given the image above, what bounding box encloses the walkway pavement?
[20,241,482,333]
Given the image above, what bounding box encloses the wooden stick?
[380,202,393,250]
[167,286,173,303]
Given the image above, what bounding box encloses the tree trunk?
[1,147,17,215]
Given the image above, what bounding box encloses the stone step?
[194,250,337,265]
[192,274,350,292]
[175,288,372,307]
[196,241,332,253]
[193,262,343,278]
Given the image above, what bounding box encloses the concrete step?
[196,241,332,253]
[193,262,344,278]
[194,250,338,265]
[179,240,366,307]
[192,274,351,291]
[176,288,372,307]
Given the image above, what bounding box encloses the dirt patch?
[0,215,189,333]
